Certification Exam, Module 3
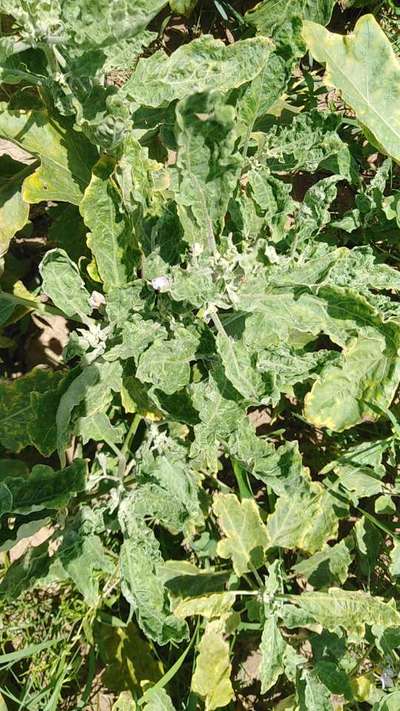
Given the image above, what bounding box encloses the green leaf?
[237,51,290,150]
[107,316,166,363]
[303,14,400,162]
[354,516,383,578]
[115,134,169,216]
[136,328,199,395]
[0,507,115,606]
[288,588,400,638]
[163,566,230,598]
[123,35,272,107]
[0,459,86,515]
[255,110,354,181]
[289,176,341,250]
[56,361,122,454]
[0,514,51,554]
[0,108,96,204]
[169,0,197,14]
[120,446,203,537]
[56,365,99,455]
[47,204,88,264]
[241,284,400,431]
[0,368,65,454]
[175,91,242,251]
[260,613,287,693]
[389,541,400,576]
[246,0,335,33]
[0,540,63,600]
[373,691,400,711]
[190,370,244,470]
[215,326,266,403]
[39,249,92,318]
[106,283,147,324]
[120,526,188,645]
[251,440,305,496]
[292,541,352,588]
[57,527,114,605]
[191,619,234,711]
[0,640,57,665]
[170,262,222,308]
[240,285,351,349]
[314,661,353,701]
[0,459,30,479]
[80,156,137,291]
[256,346,335,404]
[77,412,124,447]
[103,31,157,74]
[0,292,18,327]
[61,0,168,50]
[297,668,333,711]
[246,168,295,243]
[332,439,387,499]
[1,0,168,53]
[213,493,269,576]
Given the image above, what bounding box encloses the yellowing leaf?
[0,166,29,258]
[303,15,400,162]
[213,493,269,576]
[95,621,162,695]
[191,619,234,711]
[304,327,400,431]
[143,689,175,711]
[112,692,136,711]
[267,483,338,554]
[173,592,235,620]
[0,108,97,204]
[351,675,373,702]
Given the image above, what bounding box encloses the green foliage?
[122,36,272,107]
[1,1,400,709]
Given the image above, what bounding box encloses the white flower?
[89,290,106,309]
[151,275,170,292]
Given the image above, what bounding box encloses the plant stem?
[138,621,199,707]
[122,413,142,457]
